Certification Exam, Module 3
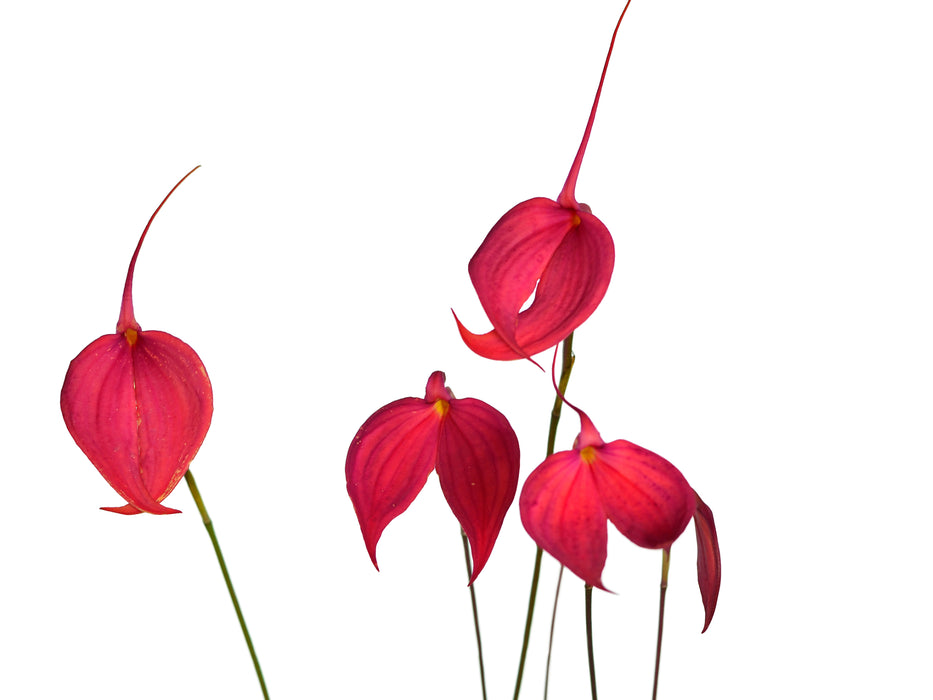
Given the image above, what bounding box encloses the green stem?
[652,549,671,700]
[184,470,269,699]
[585,585,597,700]
[543,566,564,700]
[513,546,543,700]
[550,336,577,455]
[513,334,576,700]
[462,529,488,700]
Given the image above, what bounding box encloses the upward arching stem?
[557,0,633,209]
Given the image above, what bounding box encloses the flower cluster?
[345,6,721,695]
[59,5,721,697]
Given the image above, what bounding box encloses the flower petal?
[435,397,520,583]
[693,491,721,632]
[528,211,613,340]
[452,312,520,361]
[62,333,179,515]
[107,330,213,513]
[467,198,575,356]
[458,200,614,361]
[345,397,441,569]
[589,440,696,550]
[519,451,610,590]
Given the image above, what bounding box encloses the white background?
[2,1,931,698]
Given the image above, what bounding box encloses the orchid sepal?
[693,490,721,632]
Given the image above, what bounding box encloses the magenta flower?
[453,5,636,361]
[520,408,721,631]
[346,371,520,583]
[61,167,212,515]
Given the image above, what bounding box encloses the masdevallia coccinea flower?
[61,166,212,515]
[346,371,520,583]
[454,4,636,362]
[520,408,721,631]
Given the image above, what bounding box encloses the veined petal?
[527,210,613,343]
[345,397,441,569]
[590,440,696,550]
[519,451,610,590]
[467,198,575,357]
[693,491,721,632]
[109,330,212,513]
[435,397,520,583]
[459,200,613,361]
[61,333,180,515]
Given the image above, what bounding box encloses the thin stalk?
[549,336,577,455]
[543,566,564,700]
[513,334,576,700]
[462,529,488,700]
[541,336,577,699]
[585,585,598,700]
[184,470,269,699]
[652,549,672,700]
[514,546,544,700]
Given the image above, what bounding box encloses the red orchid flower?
[454,2,635,362]
[519,408,721,631]
[346,371,520,583]
[61,167,212,515]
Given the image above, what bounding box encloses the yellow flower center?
[580,445,597,464]
[124,328,138,346]
[434,399,449,418]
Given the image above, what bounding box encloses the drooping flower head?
[454,2,635,362]
[346,371,520,583]
[520,406,721,630]
[61,166,212,515]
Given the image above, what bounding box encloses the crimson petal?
[519,450,610,590]
[693,491,721,632]
[62,330,212,515]
[345,396,442,569]
[436,397,520,583]
[590,440,696,550]
[457,203,614,361]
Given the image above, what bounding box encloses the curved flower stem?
[462,529,488,700]
[184,470,270,700]
[652,548,671,700]
[585,585,598,700]
[513,334,576,700]
[549,335,577,455]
